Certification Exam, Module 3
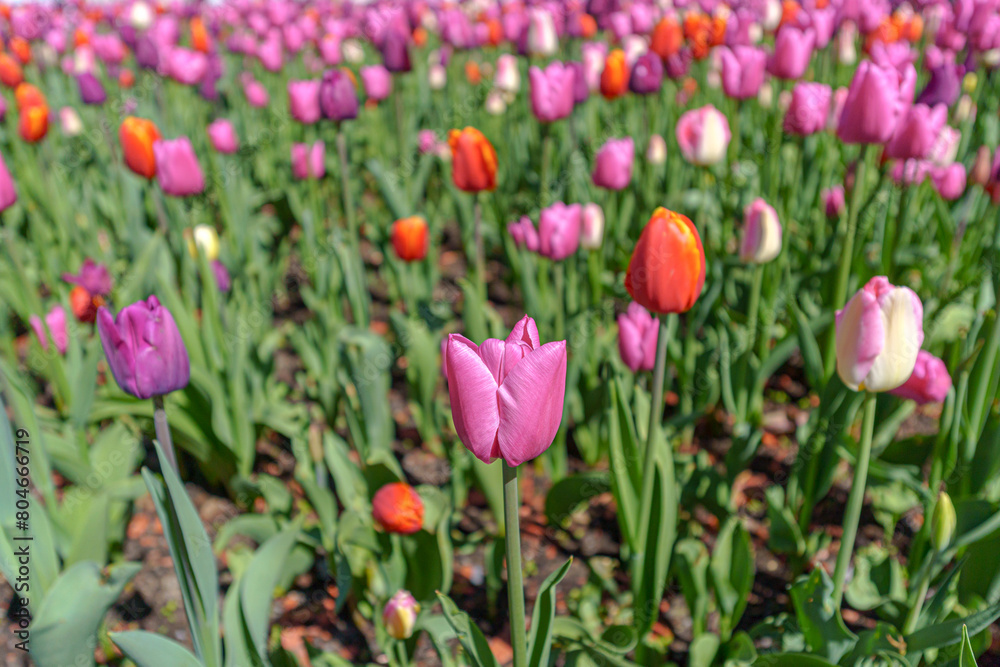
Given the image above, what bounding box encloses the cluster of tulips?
[2,0,1000,665]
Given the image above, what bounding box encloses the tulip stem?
[831,391,877,608]
[903,542,937,635]
[824,144,872,379]
[474,195,487,302]
[501,460,528,667]
[737,265,765,422]
[337,128,357,240]
[644,314,672,467]
[152,395,179,472]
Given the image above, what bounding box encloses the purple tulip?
[508,216,540,252]
[153,137,206,197]
[917,62,961,108]
[361,65,392,102]
[62,259,112,296]
[592,137,634,191]
[207,119,239,154]
[784,82,832,136]
[0,150,17,213]
[837,60,916,145]
[97,296,189,400]
[538,202,582,261]
[719,46,766,100]
[292,141,325,180]
[617,302,658,372]
[288,80,321,124]
[77,72,107,105]
[319,68,358,122]
[381,25,411,73]
[768,25,815,80]
[567,61,589,103]
[212,260,231,292]
[445,315,567,466]
[890,350,952,405]
[529,62,576,123]
[629,52,664,95]
[30,305,69,355]
[135,36,160,70]
[885,104,948,161]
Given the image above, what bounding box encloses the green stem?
[337,128,357,240]
[737,265,765,421]
[540,127,554,208]
[884,184,910,280]
[824,144,872,379]
[645,314,672,459]
[502,461,528,667]
[474,194,486,303]
[903,550,936,635]
[152,395,178,472]
[832,392,878,608]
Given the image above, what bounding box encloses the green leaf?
[711,517,755,639]
[527,558,573,667]
[905,598,1000,652]
[544,472,610,527]
[240,524,301,659]
[436,592,499,667]
[633,436,677,637]
[607,378,640,550]
[111,631,204,667]
[753,654,838,667]
[788,569,858,664]
[959,625,978,667]
[31,561,141,667]
[690,634,721,667]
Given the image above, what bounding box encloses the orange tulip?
[119,116,161,179]
[625,207,706,314]
[15,82,46,111]
[413,26,428,47]
[600,49,629,99]
[650,17,683,60]
[710,15,727,46]
[18,104,48,142]
[465,60,482,85]
[448,127,497,192]
[780,0,801,27]
[391,216,429,262]
[69,285,104,323]
[578,14,598,39]
[190,16,211,53]
[904,14,924,42]
[371,482,424,535]
[9,37,30,65]
[684,13,715,60]
[119,69,136,88]
[0,53,23,88]
[486,18,502,46]
[73,28,90,47]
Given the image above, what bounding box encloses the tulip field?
[3,0,1000,665]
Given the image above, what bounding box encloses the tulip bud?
[600,49,629,100]
[207,119,239,154]
[383,590,420,640]
[931,491,956,552]
[739,198,782,264]
[580,203,604,250]
[625,208,706,314]
[890,350,951,405]
[836,277,924,393]
[646,134,667,165]
[391,216,429,262]
[371,482,424,534]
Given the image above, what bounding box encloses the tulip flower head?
[719,45,766,100]
[836,276,924,393]
[528,62,575,123]
[508,216,540,252]
[445,316,567,467]
[361,65,392,102]
[739,198,782,264]
[538,202,582,261]
[288,79,321,124]
[371,482,424,534]
[676,105,731,166]
[889,350,951,405]
[592,137,634,191]
[207,119,239,154]
[448,127,497,193]
[784,82,831,136]
[97,296,190,400]
[18,103,48,143]
[383,591,420,640]
[625,208,706,314]
[319,68,358,122]
[600,49,629,99]
[153,137,205,197]
[0,150,17,212]
[120,116,161,179]
[618,302,658,372]
[837,60,916,145]
[291,141,325,180]
[391,216,429,262]
[29,304,69,355]
[62,258,112,296]
[581,203,604,250]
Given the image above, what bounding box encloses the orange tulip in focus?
[391,216,429,262]
[650,17,683,60]
[119,116,161,179]
[371,482,424,535]
[625,207,706,314]
[448,127,498,193]
[600,49,629,99]
[0,53,23,88]
[190,17,211,53]
[9,37,31,65]
[578,14,598,39]
[15,83,46,110]
[465,60,482,85]
[19,104,48,142]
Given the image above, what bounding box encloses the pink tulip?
[257,34,284,72]
[508,216,540,252]
[740,198,782,264]
[538,202,582,261]
[445,315,567,466]
[784,82,831,136]
[836,276,924,393]
[288,80,321,124]
[292,141,325,180]
[676,105,731,166]
[719,46,766,100]
[167,47,208,85]
[837,60,916,145]
[361,65,392,102]
[29,305,69,355]
[207,119,239,154]
[592,137,634,191]
[884,104,948,160]
[618,302,658,372]
[930,163,966,200]
[153,137,205,197]
[243,77,270,108]
[0,150,17,213]
[890,350,951,404]
[768,25,815,80]
[823,185,845,219]
[529,62,575,123]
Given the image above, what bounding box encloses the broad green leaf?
[959,625,978,667]
[753,654,838,667]
[633,435,677,637]
[527,558,573,667]
[436,592,499,667]
[111,631,204,667]
[240,524,301,659]
[711,517,755,639]
[906,598,1000,652]
[544,472,610,527]
[690,634,721,667]
[789,569,857,664]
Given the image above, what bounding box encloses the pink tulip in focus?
[528,62,575,123]
[836,276,924,393]
[538,202,582,261]
[890,350,951,404]
[207,119,239,154]
[676,105,731,166]
[288,80,321,124]
[153,137,205,197]
[617,302,658,372]
[445,315,567,466]
[29,305,69,355]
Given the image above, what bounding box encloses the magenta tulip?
[890,350,951,404]
[931,163,967,200]
[207,119,239,154]
[538,202,582,261]
[29,305,69,355]
[445,315,567,466]
[784,82,832,136]
[528,62,575,122]
[167,47,208,85]
[884,104,948,160]
[768,25,815,80]
[288,80,321,124]
[153,137,205,197]
[62,258,112,296]
[837,60,916,145]
[508,216,540,252]
[617,302,658,372]
[823,185,845,219]
[361,65,392,102]
[592,137,634,191]
[719,46,766,100]
[0,150,17,213]
[292,141,325,180]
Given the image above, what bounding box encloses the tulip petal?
[446,334,501,463]
[864,287,923,392]
[496,340,567,466]
[97,305,139,397]
[506,315,540,349]
[835,287,884,390]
